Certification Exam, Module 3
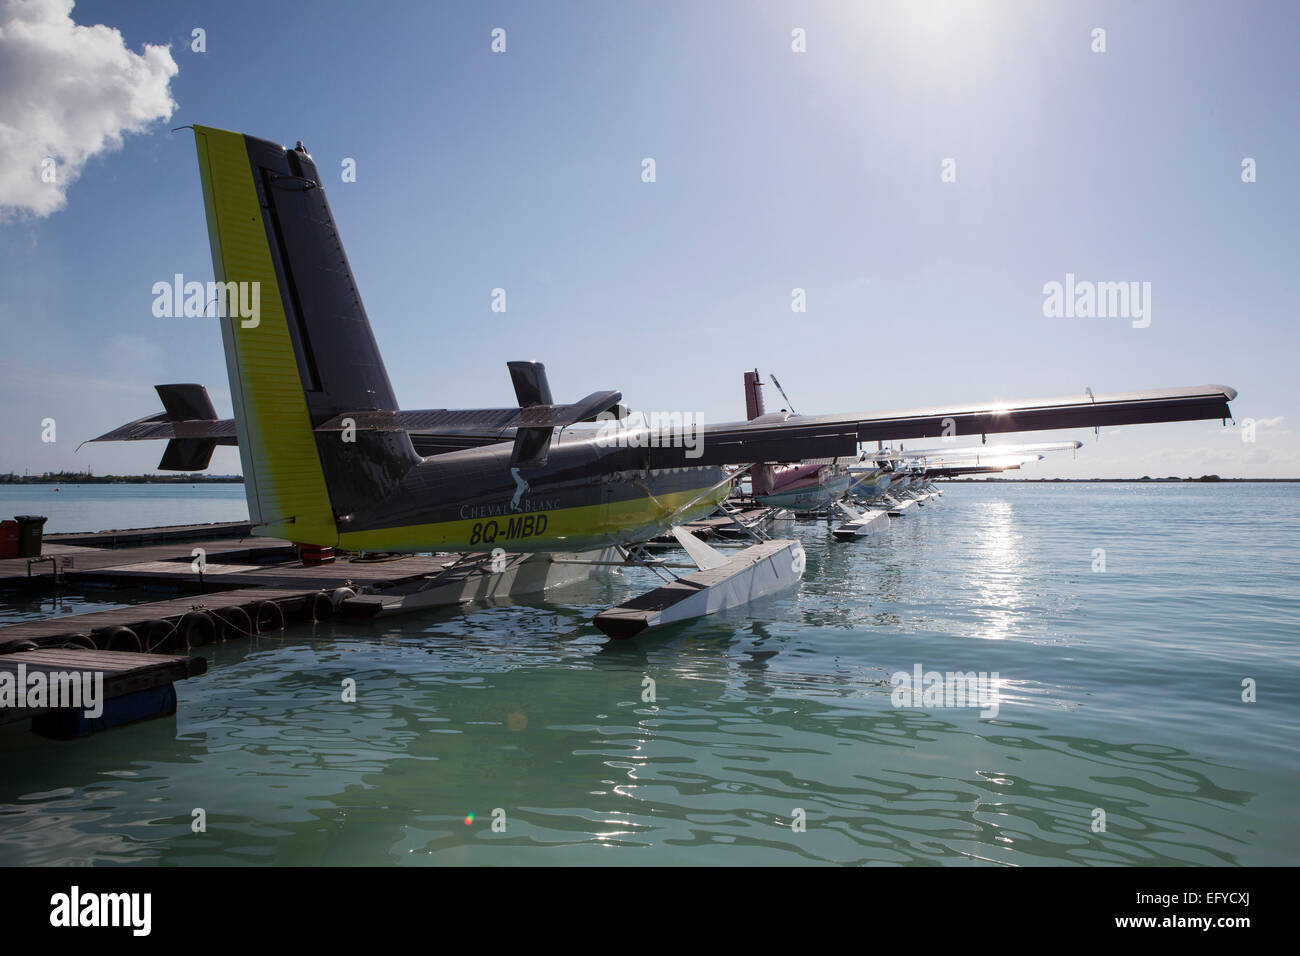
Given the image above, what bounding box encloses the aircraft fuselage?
[331,432,731,554]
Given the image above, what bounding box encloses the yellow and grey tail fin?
[193,126,416,543]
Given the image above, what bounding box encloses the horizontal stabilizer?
[89,416,237,443]
[315,363,624,470]
[313,390,624,436]
[87,384,233,470]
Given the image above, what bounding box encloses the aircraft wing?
[926,463,1030,478]
[917,454,1044,469]
[89,382,1236,473]
[661,384,1236,467]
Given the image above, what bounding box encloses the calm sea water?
[0,483,249,535]
[0,482,1296,866]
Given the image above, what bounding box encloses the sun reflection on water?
[971,501,1025,640]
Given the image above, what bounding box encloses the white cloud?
[0,0,178,219]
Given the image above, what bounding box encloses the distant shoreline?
[941,477,1299,483]
[3,475,1297,485]
[1,475,244,484]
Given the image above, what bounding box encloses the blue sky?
[1,0,1295,478]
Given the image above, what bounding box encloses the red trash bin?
[0,520,19,559]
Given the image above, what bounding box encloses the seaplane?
[742,371,852,515]
[88,126,1239,639]
[833,465,960,540]
[869,440,1085,473]
[833,462,949,539]
[862,441,1083,515]
[877,465,929,516]
[834,445,1060,534]
[745,374,1082,519]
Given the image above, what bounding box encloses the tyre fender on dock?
[100,626,142,653]
[309,591,335,622]
[56,633,96,650]
[251,601,285,633]
[138,619,178,653]
[177,611,216,648]
[213,605,253,640]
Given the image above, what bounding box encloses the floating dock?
[1,502,797,735]
[0,586,322,654]
[0,647,206,738]
[45,519,254,547]
[0,520,476,737]
[0,535,290,589]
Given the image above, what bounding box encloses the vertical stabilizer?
[743,369,775,494]
[192,126,416,542]
[743,369,766,421]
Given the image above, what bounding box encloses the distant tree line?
[0,472,243,484]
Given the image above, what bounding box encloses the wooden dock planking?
[0,647,206,727]
[0,522,505,736]
[0,586,317,653]
[46,520,253,547]
[0,537,294,587]
[2,520,470,657]
[0,544,103,584]
[66,553,462,591]
[0,552,467,653]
